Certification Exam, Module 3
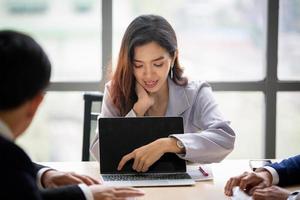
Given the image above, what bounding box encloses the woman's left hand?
[117,138,170,172]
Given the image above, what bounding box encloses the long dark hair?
[110,14,188,116]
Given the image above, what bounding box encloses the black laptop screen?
[99,117,186,174]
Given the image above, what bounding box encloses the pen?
[198,166,209,176]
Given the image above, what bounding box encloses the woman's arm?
[170,85,235,163]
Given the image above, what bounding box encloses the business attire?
[260,155,300,200]
[264,155,300,187]
[0,135,87,200]
[0,120,91,200]
[90,78,235,163]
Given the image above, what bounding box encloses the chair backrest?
[82,92,103,161]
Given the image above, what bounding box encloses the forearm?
[32,162,53,189]
[158,138,185,154]
[170,127,235,163]
[133,101,150,116]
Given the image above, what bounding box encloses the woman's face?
[133,42,173,94]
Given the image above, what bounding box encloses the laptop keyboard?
[103,173,192,181]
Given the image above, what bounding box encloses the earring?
[170,66,174,79]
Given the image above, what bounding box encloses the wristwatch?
[287,192,299,200]
[176,140,185,149]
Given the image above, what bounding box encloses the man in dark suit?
[0,30,144,200]
[224,155,300,200]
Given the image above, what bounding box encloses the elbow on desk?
[212,146,234,163]
[212,135,236,162]
[183,142,235,164]
[204,148,234,163]
[206,129,236,163]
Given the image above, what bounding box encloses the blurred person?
[224,155,300,200]
[0,30,144,200]
[90,14,235,172]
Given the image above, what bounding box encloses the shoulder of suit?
[181,80,211,101]
[0,135,18,153]
[105,80,112,88]
[0,135,34,172]
[184,80,210,91]
[104,80,113,93]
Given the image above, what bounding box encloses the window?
[113,0,266,81]
[1,0,102,161]
[18,92,84,161]
[276,0,300,158]
[278,0,300,80]
[277,92,300,158]
[0,0,102,81]
[215,92,264,158]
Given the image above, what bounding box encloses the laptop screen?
[99,117,186,174]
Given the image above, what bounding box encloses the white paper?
[231,186,253,200]
[187,164,213,181]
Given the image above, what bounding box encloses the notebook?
[98,117,195,187]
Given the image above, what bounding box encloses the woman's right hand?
[133,82,154,116]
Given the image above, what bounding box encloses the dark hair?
[0,30,51,111]
[110,14,188,116]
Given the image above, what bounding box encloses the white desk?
[40,160,300,200]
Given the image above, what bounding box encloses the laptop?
[98,117,195,187]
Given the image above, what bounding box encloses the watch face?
[287,194,298,200]
[177,140,184,149]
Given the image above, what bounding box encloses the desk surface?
[40,160,300,200]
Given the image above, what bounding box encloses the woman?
[90,15,235,172]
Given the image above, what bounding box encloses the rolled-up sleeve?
[171,86,235,163]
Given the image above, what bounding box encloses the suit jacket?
[91,78,235,163]
[0,135,86,200]
[270,155,300,186]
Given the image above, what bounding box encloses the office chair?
[82,92,103,161]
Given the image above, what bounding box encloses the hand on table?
[90,185,144,200]
[251,186,290,200]
[42,170,100,188]
[224,171,272,196]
